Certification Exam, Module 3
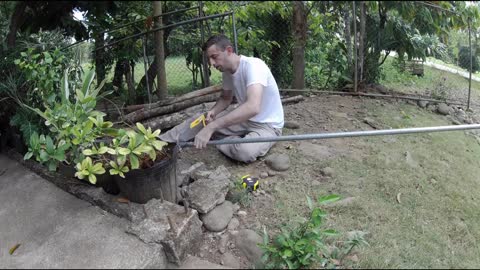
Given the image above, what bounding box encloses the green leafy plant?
[74,156,106,184]
[24,131,71,171]
[259,194,367,269]
[77,122,168,184]
[226,178,253,208]
[328,230,369,266]
[21,67,114,172]
[14,47,69,107]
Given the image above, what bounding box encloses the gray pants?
[159,109,282,163]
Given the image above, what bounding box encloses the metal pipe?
[99,6,199,35]
[279,89,471,107]
[180,124,480,147]
[353,1,358,93]
[62,6,200,51]
[232,11,238,53]
[468,18,472,111]
[95,12,233,51]
[199,1,210,87]
[142,35,151,106]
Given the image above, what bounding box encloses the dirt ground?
[172,90,480,268]
[176,92,410,268]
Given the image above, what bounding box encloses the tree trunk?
[344,2,352,79]
[136,56,157,96]
[124,92,221,123]
[154,1,168,100]
[292,1,307,92]
[6,1,27,49]
[112,60,124,89]
[125,61,136,105]
[358,1,366,84]
[94,31,106,85]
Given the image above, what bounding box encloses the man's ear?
[226,46,234,54]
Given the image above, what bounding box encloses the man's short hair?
[202,34,233,52]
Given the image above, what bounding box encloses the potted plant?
[22,68,122,194]
[75,122,178,204]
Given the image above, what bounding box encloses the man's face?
[206,44,230,72]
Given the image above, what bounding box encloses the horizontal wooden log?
[123,92,221,123]
[125,84,223,113]
[143,95,305,131]
[144,102,215,132]
[281,95,304,104]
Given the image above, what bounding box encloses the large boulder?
[265,154,290,171]
[437,103,452,115]
[200,201,234,232]
[186,165,232,214]
[234,229,264,267]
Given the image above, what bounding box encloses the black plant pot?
[0,130,7,153]
[58,161,77,178]
[12,132,27,155]
[113,145,178,204]
[97,173,120,195]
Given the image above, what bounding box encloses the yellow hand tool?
[190,113,206,129]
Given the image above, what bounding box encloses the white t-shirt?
[222,55,284,128]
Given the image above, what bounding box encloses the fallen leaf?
[396,193,402,204]
[117,197,130,203]
[9,244,20,255]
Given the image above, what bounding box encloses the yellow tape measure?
[241,174,259,191]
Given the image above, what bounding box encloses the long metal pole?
[279,89,470,107]
[99,6,200,35]
[468,18,472,111]
[199,1,210,87]
[232,11,238,53]
[142,35,151,106]
[353,1,358,93]
[180,124,480,147]
[62,6,200,51]
[95,12,233,51]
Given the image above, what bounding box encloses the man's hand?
[206,110,216,124]
[194,125,215,149]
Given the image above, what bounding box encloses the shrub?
[259,194,368,269]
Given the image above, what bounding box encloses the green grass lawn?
[379,56,480,104]
[328,102,480,268]
[105,56,222,97]
[426,56,480,78]
[275,99,480,268]
[82,55,222,102]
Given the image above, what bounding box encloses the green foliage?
[74,156,106,184]
[22,67,112,172]
[7,32,84,149]
[9,106,45,145]
[204,1,293,87]
[14,47,68,107]
[458,46,480,72]
[226,178,253,208]
[259,194,368,269]
[78,122,168,183]
[24,132,71,171]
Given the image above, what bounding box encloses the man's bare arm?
[208,83,263,130]
[209,89,233,117]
